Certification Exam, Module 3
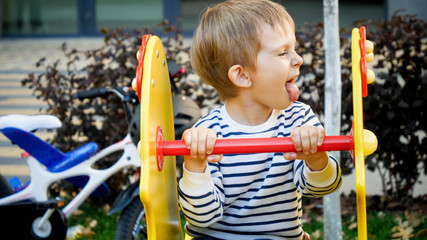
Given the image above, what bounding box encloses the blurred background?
[1,0,425,38]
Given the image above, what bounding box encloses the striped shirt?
[178,101,342,240]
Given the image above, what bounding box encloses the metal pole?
[322,0,343,239]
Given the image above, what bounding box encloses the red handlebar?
[155,126,355,171]
[161,135,353,156]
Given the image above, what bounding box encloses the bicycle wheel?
[0,173,13,197]
[30,207,67,240]
[0,201,67,240]
[115,197,147,240]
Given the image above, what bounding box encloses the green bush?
[361,13,427,200]
[295,12,427,200]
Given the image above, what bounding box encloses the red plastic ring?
[156,126,164,171]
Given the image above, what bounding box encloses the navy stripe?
[185,212,223,225]
[276,120,294,130]
[182,204,222,217]
[178,188,214,200]
[227,196,298,211]
[223,170,293,189]
[222,178,267,189]
[205,226,304,238]
[284,115,304,128]
[284,102,304,113]
[222,152,267,157]
[268,167,293,177]
[223,206,299,219]
[222,167,269,178]
[277,132,291,137]
[222,125,281,138]
[304,108,311,116]
[277,107,305,122]
[217,152,293,167]
[185,227,219,239]
[213,184,225,195]
[269,160,294,170]
[208,168,221,176]
[196,122,221,129]
[187,225,303,239]
[217,157,272,167]
[302,114,316,125]
[224,179,294,198]
[218,216,299,227]
[306,174,342,192]
[216,220,301,232]
[300,172,307,190]
[228,188,297,204]
[285,108,305,119]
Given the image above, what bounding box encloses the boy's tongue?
[285,82,300,102]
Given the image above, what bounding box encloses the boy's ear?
[228,65,252,88]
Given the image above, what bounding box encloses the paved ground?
[0,37,426,197]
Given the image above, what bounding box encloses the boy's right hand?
[182,127,223,173]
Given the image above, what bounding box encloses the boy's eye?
[278,51,288,56]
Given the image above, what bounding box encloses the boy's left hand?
[283,126,328,171]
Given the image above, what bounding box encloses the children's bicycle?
[0,87,143,239]
[0,56,200,239]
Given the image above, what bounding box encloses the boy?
[178,0,342,239]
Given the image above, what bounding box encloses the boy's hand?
[182,127,223,173]
[283,126,328,171]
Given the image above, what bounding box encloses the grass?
[304,211,427,239]
[66,202,427,240]
[67,203,120,240]
[66,202,187,240]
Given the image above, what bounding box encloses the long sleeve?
[178,162,225,227]
[293,154,342,197]
[292,104,342,197]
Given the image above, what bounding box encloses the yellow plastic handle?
[351,26,377,240]
[138,35,184,240]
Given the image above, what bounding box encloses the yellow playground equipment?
[132,26,377,240]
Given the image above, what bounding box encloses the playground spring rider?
[132,26,377,240]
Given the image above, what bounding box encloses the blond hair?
[190,0,295,100]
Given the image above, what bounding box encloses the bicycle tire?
[30,208,67,240]
[0,202,67,240]
[0,173,14,198]
[115,197,147,240]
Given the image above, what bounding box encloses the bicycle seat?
[0,114,61,132]
[0,127,98,171]
[49,142,98,172]
[1,127,110,197]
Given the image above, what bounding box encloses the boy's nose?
[292,53,303,68]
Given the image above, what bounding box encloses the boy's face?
[248,23,303,110]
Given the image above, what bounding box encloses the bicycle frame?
[0,133,140,218]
